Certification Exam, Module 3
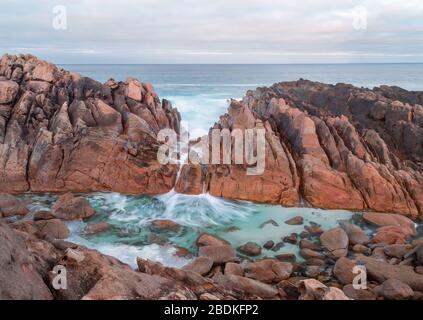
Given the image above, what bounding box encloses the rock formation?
[0,54,180,194]
[1,54,422,217]
[180,80,423,217]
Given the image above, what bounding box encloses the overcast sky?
[1,0,423,63]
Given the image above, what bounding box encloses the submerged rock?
[285,216,304,225]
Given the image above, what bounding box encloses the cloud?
[1,0,422,63]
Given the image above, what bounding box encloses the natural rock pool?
[18,192,377,269]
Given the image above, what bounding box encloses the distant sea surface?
[62,63,423,137]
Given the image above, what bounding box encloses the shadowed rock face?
[0,54,181,194]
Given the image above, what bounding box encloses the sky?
[1,0,423,64]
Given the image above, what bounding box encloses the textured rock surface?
[0,54,180,194]
[180,80,423,216]
[0,222,53,299]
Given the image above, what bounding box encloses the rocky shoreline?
[1,54,422,217]
[1,192,423,300]
[1,54,423,300]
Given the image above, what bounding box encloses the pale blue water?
[62,64,423,137]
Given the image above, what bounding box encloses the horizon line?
[57,62,423,66]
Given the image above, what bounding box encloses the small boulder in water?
[196,233,229,247]
[238,242,262,256]
[150,219,181,232]
[283,233,298,245]
[263,240,275,250]
[84,222,112,235]
[224,262,244,276]
[275,253,296,263]
[285,216,304,225]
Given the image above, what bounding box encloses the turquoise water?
[21,192,360,268]
[62,63,423,138]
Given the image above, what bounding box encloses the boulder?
[196,233,229,247]
[237,242,262,256]
[363,212,416,236]
[383,244,412,258]
[300,248,324,260]
[298,279,350,300]
[84,222,112,235]
[0,193,29,217]
[372,226,411,245]
[220,274,278,299]
[333,257,356,284]
[35,219,70,240]
[339,220,369,245]
[379,279,414,300]
[356,255,423,291]
[263,240,275,250]
[320,228,349,257]
[285,216,303,225]
[224,262,244,276]
[342,284,376,300]
[33,210,56,221]
[182,257,213,276]
[52,193,95,221]
[244,259,292,283]
[198,245,236,264]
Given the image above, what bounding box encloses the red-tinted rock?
[52,193,96,221]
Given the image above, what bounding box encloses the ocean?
[40,63,422,267]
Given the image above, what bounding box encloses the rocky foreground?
[1,54,422,216]
[1,192,423,300]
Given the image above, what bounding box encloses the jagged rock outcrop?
[178,80,422,217]
[0,54,180,194]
